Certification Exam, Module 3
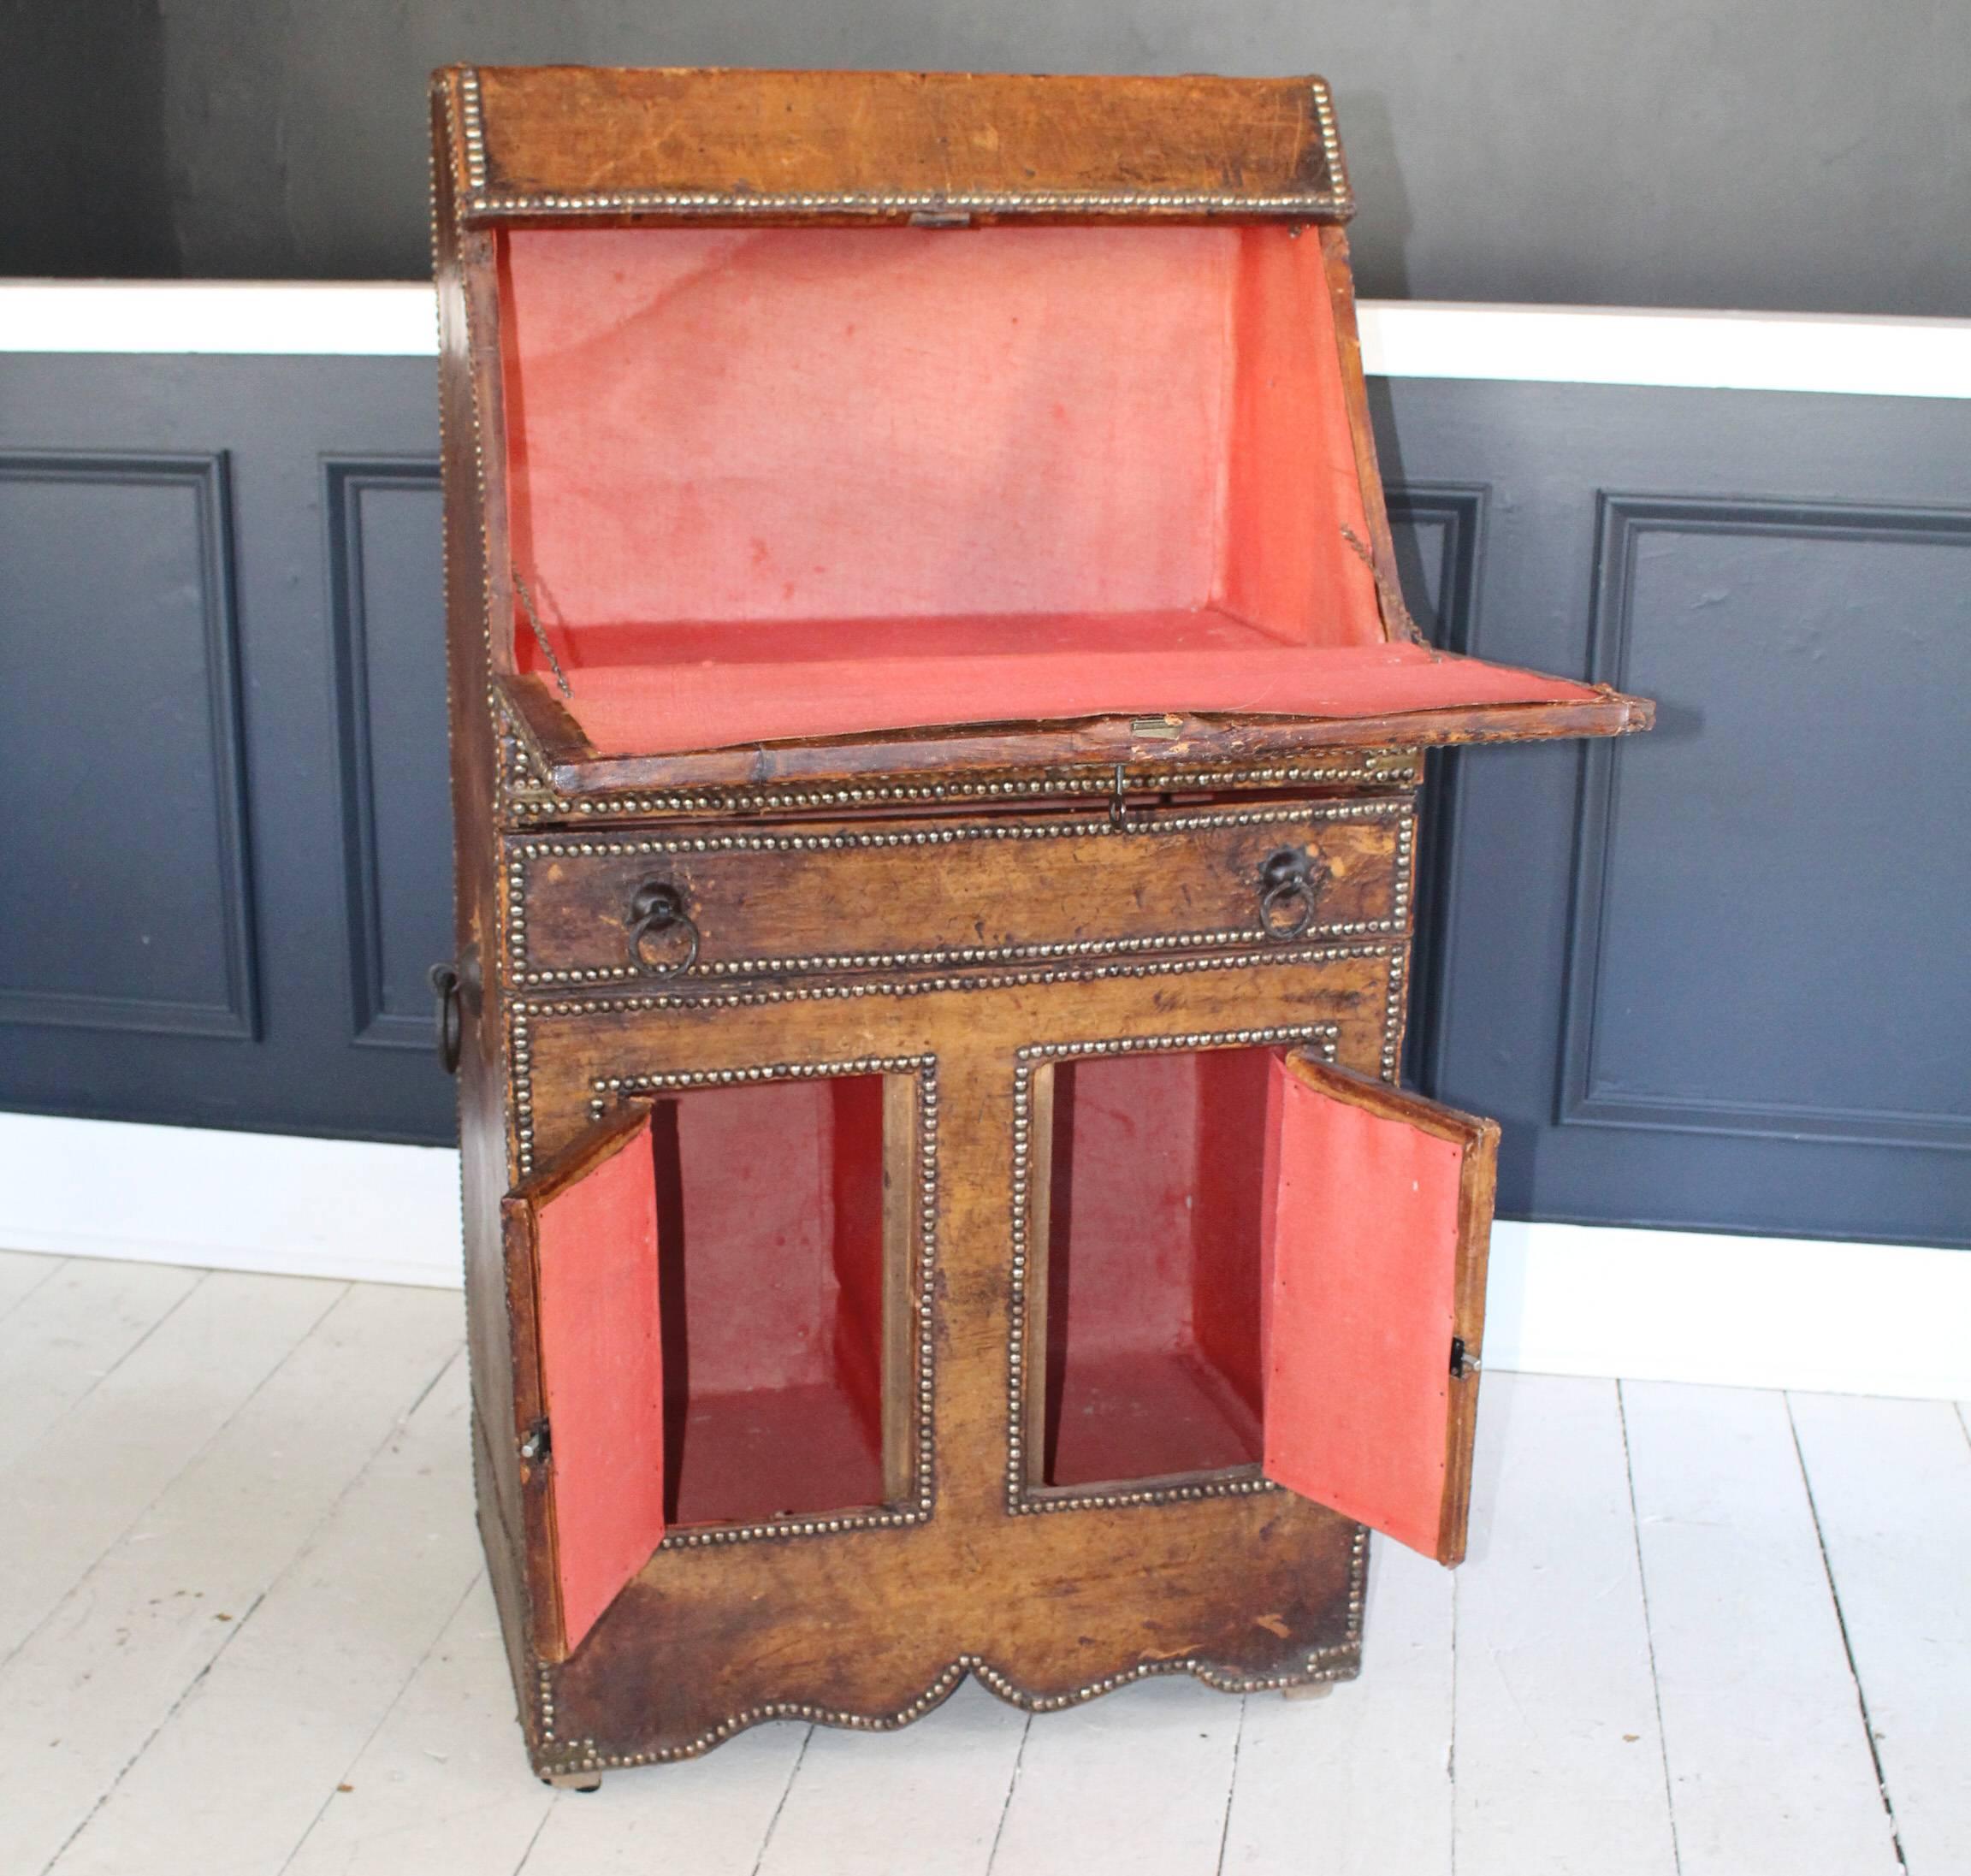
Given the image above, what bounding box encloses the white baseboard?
[1481,1221,1970,1400]
[0,1112,463,1290]
[2,1113,1963,1399]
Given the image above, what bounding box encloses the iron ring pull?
[1258,848,1329,942]
[626,881,701,979]
[429,962,463,1074]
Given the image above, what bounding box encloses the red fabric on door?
[534,1121,666,1654]
[1261,1058,1464,1558]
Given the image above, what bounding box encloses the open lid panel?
[1261,1055,1496,1565]
[435,67,1651,788]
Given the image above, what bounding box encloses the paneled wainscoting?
[3,292,1968,1251]
[3,1245,1966,1876]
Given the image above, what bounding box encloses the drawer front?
[505,798,1412,990]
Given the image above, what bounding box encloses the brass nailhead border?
[533,1524,1366,1771]
[459,69,1351,222]
[505,800,1414,988]
[507,939,1403,1176]
[500,755,1423,821]
[1004,1027,1340,1516]
[494,717,1654,828]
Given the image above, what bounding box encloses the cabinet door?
[503,1101,666,1661]
[1261,1055,1498,1565]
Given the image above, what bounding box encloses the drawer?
[502,797,1413,990]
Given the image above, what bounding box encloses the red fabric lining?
[502,225,1340,630]
[1191,1047,1272,1423]
[1042,1052,1264,1487]
[1261,1059,1462,1556]
[534,1122,665,1655]
[654,1079,886,1527]
[553,636,1604,758]
[828,1077,888,1430]
[494,222,1479,753]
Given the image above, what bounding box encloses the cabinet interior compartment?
[1030,1046,1275,1490]
[492,222,1615,761]
[648,1072,904,1528]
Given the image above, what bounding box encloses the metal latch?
[518,1417,552,1465]
[1450,1337,1480,1380]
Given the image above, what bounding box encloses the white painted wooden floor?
[3,1246,1966,1876]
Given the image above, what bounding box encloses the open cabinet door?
[502,1102,666,1662]
[1261,1056,1498,1565]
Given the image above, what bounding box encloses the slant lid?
[439,66,1352,225]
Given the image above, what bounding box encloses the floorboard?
[985,1674,1244,1876]
[0,1256,200,1453]
[519,1721,809,1876]
[1451,1372,1677,1876]
[1623,1381,1901,1876]
[49,1350,476,1876]
[0,1281,459,1876]
[1790,1390,1971,1875]
[758,1679,1028,1876]
[282,1575,559,1876]
[1221,1538,1453,1876]
[9,1260,1962,1875]
[0,1269,344,1666]
[0,1246,62,1319]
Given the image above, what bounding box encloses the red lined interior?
[493,223,1601,755]
[534,1121,666,1655]
[1260,1059,1463,1556]
[650,1077,888,1528]
[1039,1051,1268,1488]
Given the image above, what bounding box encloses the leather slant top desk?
[427,64,1654,1785]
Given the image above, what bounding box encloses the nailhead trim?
[533,1532,1366,1771]
[522,921,1404,988]
[459,70,1351,222]
[505,800,1412,986]
[512,797,1406,854]
[500,753,1421,821]
[508,939,1400,1175]
[1381,945,1407,1084]
[476,186,1351,219]
[459,69,488,196]
[1005,1028,1340,1514]
[1311,81,1352,217]
[492,713,1646,830]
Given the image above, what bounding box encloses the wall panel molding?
[1560,492,1971,1151]
[1386,482,1487,1097]
[0,449,259,1039]
[324,455,446,1050]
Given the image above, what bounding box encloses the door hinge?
[1450,1336,1480,1380]
[518,1416,552,1465]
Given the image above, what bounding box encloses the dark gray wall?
[3,352,1967,1246]
[3,1,1969,315]
[0,0,176,277]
